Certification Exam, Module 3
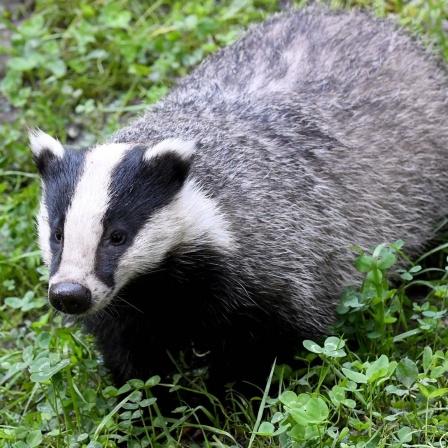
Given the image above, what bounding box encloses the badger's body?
[32,8,448,395]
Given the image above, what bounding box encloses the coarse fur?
[31,7,448,402]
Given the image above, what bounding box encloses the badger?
[30,8,448,397]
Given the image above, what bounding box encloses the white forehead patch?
[29,129,65,159]
[50,143,134,308]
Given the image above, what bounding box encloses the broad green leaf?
[385,385,408,396]
[20,14,47,37]
[30,359,70,382]
[289,409,309,426]
[272,424,290,436]
[12,442,28,448]
[397,426,413,443]
[305,397,329,423]
[396,358,418,389]
[4,296,23,309]
[279,391,298,407]
[271,412,284,424]
[392,239,404,249]
[428,388,448,398]
[8,55,41,72]
[287,423,306,440]
[37,332,52,349]
[303,340,323,354]
[145,375,161,387]
[377,251,397,269]
[102,386,118,397]
[0,70,22,94]
[29,357,51,373]
[323,336,345,352]
[86,443,103,448]
[47,59,67,78]
[365,269,383,286]
[289,397,329,425]
[100,5,131,28]
[430,366,447,378]
[342,368,368,384]
[85,49,109,60]
[417,383,430,398]
[128,379,144,388]
[256,421,275,436]
[423,346,433,373]
[355,254,373,273]
[22,345,34,365]
[26,430,43,447]
[341,399,356,408]
[139,398,157,407]
[366,355,389,382]
[329,385,345,405]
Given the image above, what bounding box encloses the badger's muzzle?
[49,282,92,315]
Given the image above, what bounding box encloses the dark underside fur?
[82,245,303,402]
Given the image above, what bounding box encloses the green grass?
[1,0,448,446]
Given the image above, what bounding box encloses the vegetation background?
[0,0,448,447]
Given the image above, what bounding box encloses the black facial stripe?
[41,149,87,275]
[94,145,191,287]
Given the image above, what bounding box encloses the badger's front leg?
[82,313,175,385]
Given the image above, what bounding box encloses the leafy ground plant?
[1,0,448,447]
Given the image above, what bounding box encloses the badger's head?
[30,130,233,316]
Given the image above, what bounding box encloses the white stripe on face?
[37,192,52,267]
[114,179,235,292]
[50,143,134,310]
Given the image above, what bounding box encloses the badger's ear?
[143,138,195,162]
[29,129,65,174]
[143,138,195,184]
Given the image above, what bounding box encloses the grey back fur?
[110,7,448,334]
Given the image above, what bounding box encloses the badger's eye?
[54,230,63,243]
[110,231,126,246]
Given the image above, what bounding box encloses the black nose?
[49,282,92,315]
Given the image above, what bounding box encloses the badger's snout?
[49,282,92,315]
